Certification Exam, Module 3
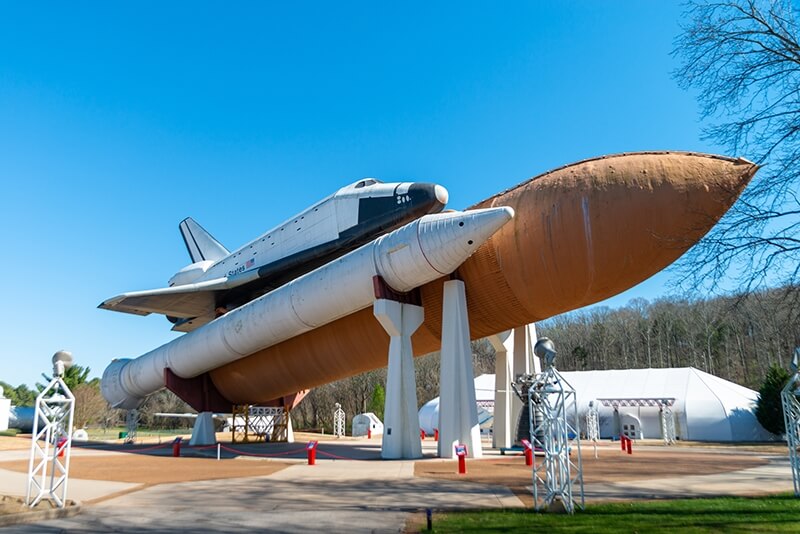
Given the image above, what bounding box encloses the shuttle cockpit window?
[355,178,380,189]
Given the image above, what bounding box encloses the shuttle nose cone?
[434,184,449,205]
[409,182,449,213]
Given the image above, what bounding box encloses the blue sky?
[0,2,721,388]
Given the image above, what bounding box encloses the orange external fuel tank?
[209,152,756,405]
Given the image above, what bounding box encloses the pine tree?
[755,365,791,435]
[368,384,385,421]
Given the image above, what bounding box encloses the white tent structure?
[419,368,776,442]
[564,367,774,442]
[418,373,495,436]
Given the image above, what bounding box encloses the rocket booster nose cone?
[497,206,515,220]
[418,207,514,275]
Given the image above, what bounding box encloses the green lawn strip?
[428,495,800,533]
[84,427,193,440]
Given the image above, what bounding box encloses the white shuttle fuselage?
[100,179,449,331]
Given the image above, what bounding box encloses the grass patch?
[84,426,194,440]
[0,430,20,437]
[426,495,800,533]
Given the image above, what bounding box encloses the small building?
[352,412,383,437]
[0,386,10,432]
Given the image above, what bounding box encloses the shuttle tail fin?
[179,217,229,263]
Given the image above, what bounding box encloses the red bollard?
[620,435,633,455]
[367,428,372,439]
[420,429,425,440]
[307,440,318,465]
[521,439,533,466]
[57,437,66,458]
[172,437,182,457]
[455,444,468,475]
[434,429,439,442]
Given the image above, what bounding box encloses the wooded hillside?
[539,288,799,390]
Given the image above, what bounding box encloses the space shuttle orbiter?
[99,179,449,331]
[100,152,757,413]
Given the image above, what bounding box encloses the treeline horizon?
[538,286,800,389]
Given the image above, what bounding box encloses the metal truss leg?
[526,368,585,513]
[26,377,75,509]
[124,409,140,444]
[782,374,800,497]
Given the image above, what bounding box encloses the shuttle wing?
[99,271,259,318]
[99,286,216,318]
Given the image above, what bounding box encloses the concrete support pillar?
[488,323,539,447]
[189,411,217,446]
[286,411,295,443]
[374,299,424,459]
[488,332,512,449]
[510,324,538,439]
[438,280,483,459]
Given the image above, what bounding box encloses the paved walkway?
[0,446,521,533]
[584,456,794,500]
[0,442,794,533]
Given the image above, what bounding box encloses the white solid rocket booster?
[101,207,514,409]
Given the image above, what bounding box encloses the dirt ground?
[0,454,289,486]
[0,431,350,487]
[1,434,777,511]
[0,436,30,451]
[414,448,769,506]
[0,494,31,515]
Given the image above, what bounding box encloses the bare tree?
[138,389,193,430]
[674,0,800,291]
[72,383,109,428]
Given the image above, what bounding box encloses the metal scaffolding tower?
[660,404,676,445]
[231,405,290,443]
[124,409,140,444]
[585,401,599,458]
[513,338,584,513]
[598,397,676,443]
[781,349,800,497]
[333,403,346,438]
[26,351,76,509]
